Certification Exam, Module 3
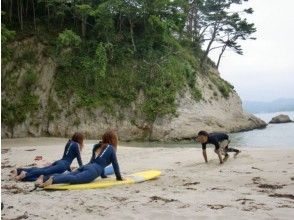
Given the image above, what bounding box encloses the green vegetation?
[15,47,37,65]
[57,30,82,48]
[1,0,254,134]
[208,73,234,99]
[1,24,15,63]
[54,39,194,121]
[2,26,39,135]
[2,68,39,135]
[140,54,186,122]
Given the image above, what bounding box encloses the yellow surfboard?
[44,170,161,190]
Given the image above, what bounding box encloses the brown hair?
[71,132,84,146]
[197,130,209,137]
[101,130,118,151]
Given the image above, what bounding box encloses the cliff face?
[1,38,266,140]
[152,80,266,140]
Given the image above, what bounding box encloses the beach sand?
[1,138,294,219]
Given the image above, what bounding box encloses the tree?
[215,15,256,68]
[1,0,256,137]
[74,2,93,37]
[187,0,255,67]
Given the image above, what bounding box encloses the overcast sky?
[208,0,294,102]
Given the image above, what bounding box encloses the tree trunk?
[61,16,64,29]
[216,45,227,69]
[47,0,50,28]
[32,0,36,30]
[60,7,64,29]
[119,13,122,32]
[17,0,20,27]
[129,18,136,52]
[25,0,29,17]
[187,4,193,39]
[81,15,87,37]
[17,0,24,30]
[74,15,78,34]
[193,5,199,42]
[20,0,23,30]
[9,0,13,23]
[201,23,219,66]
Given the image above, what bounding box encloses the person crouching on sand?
[11,132,84,181]
[196,131,240,164]
[35,130,123,188]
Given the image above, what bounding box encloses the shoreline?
[1,138,294,219]
[2,137,294,150]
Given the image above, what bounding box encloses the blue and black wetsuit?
[201,133,229,150]
[91,143,114,177]
[17,140,83,181]
[50,144,122,184]
[201,132,239,154]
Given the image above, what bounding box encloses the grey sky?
[208,0,294,102]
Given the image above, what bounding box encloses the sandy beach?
[1,138,294,219]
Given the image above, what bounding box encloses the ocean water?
[123,111,294,149]
[229,111,294,148]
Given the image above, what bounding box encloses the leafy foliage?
[1,25,16,63]
[57,30,82,49]
[1,0,253,134]
[2,68,39,134]
[209,73,234,99]
[187,0,256,67]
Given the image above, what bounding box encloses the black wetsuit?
[201,133,239,155]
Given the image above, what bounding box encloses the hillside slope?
[1,38,266,140]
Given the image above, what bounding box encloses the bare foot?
[39,177,53,188]
[15,171,26,181]
[234,151,241,158]
[10,169,18,177]
[35,175,44,187]
[223,154,230,162]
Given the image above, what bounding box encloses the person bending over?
[36,130,123,187]
[196,130,240,164]
[11,132,84,181]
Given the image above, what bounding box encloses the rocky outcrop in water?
[269,114,293,124]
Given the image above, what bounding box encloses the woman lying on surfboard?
[11,132,84,181]
[35,130,123,187]
[91,142,114,177]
